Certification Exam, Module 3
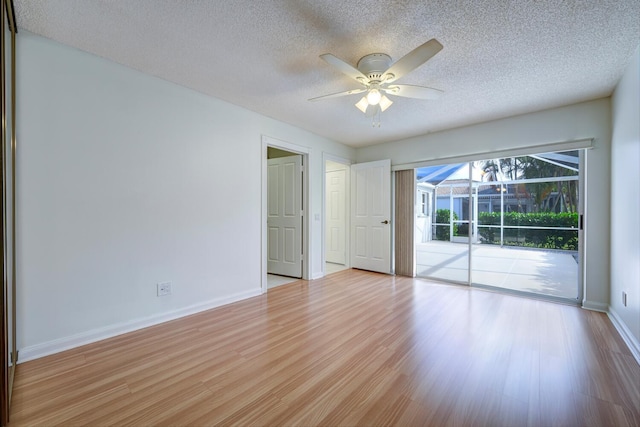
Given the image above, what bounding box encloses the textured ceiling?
[13,0,640,147]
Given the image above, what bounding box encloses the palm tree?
[519,156,578,213]
[478,155,579,213]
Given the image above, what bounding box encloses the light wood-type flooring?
[9,269,640,426]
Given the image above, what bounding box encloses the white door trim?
[261,136,311,293]
[322,153,351,277]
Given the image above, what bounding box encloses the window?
[418,191,431,216]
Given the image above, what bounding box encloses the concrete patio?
[416,241,579,299]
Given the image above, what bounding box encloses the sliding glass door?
[472,152,580,299]
[415,150,582,302]
[415,163,470,284]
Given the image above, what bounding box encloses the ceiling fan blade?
[320,53,369,84]
[384,84,443,100]
[383,39,443,83]
[309,88,366,101]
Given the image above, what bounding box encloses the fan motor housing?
[357,53,392,81]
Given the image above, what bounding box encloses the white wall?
[16,32,354,360]
[357,98,612,309]
[610,45,640,357]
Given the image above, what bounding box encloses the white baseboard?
[582,300,608,312]
[608,307,640,365]
[311,271,324,280]
[18,288,262,363]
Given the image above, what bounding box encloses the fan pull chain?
[372,110,382,127]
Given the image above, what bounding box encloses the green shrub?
[434,209,458,241]
[477,212,578,250]
[456,223,469,237]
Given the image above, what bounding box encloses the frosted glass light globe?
[366,89,382,105]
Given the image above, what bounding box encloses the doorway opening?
[262,137,309,291]
[415,149,583,302]
[324,157,350,276]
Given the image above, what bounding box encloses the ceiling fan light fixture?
[379,95,393,112]
[366,88,382,105]
[355,96,369,113]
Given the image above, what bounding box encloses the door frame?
[266,155,303,278]
[322,153,351,276]
[261,136,310,293]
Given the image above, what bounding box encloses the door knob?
[381,220,389,224]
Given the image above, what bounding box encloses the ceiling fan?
[309,39,444,120]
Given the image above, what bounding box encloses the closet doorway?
[262,137,309,290]
[324,157,350,276]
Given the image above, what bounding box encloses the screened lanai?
[415,151,581,301]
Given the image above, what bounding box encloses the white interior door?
[267,155,302,278]
[326,168,347,264]
[351,159,391,273]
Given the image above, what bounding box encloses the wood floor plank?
[7,269,640,426]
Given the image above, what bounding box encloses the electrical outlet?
[157,282,172,297]
[622,291,627,307]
